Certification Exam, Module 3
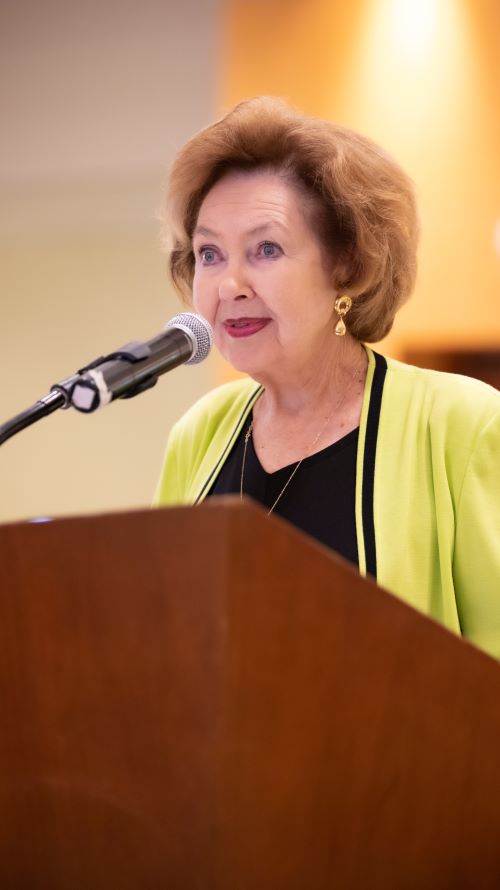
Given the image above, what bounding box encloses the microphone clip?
[73,342,158,407]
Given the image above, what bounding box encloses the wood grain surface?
[0,498,499,889]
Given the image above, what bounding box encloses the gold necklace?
[240,364,365,516]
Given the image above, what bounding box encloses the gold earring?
[334,295,352,336]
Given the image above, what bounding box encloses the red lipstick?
[222,318,271,338]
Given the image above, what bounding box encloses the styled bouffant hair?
[163,97,419,342]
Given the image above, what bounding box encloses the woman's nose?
[218,267,254,302]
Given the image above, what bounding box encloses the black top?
[207,413,359,567]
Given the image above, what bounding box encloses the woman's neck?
[253,336,368,420]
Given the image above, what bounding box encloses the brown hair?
[163,96,419,342]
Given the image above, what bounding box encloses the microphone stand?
[0,391,66,446]
[0,316,208,447]
[0,343,161,447]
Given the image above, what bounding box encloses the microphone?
[52,312,213,413]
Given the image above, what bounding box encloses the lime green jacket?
[155,349,500,658]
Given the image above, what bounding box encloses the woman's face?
[192,169,338,382]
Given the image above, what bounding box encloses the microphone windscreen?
[166,313,213,364]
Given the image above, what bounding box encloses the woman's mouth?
[222,318,271,338]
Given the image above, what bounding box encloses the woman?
[155,97,500,658]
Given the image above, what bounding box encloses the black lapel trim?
[194,385,263,504]
[362,351,387,579]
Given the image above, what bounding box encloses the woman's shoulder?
[382,353,500,428]
[155,377,261,506]
[171,376,261,440]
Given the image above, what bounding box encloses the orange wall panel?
[219,0,500,359]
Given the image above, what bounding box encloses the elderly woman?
[155,97,500,658]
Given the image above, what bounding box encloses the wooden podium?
[1,498,500,889]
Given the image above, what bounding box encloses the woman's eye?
[258,241,281,258]
[198,246,218,265]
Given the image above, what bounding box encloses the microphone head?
[166,312,213,364]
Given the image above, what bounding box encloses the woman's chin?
[221,354,271,381]
[220,354,265,378]
[217,337,272,378]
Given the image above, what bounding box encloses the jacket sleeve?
[152,422,184,507]
[453,410,500,659]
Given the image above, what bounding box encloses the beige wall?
[220,0,500,357]
[0,0,221,522]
